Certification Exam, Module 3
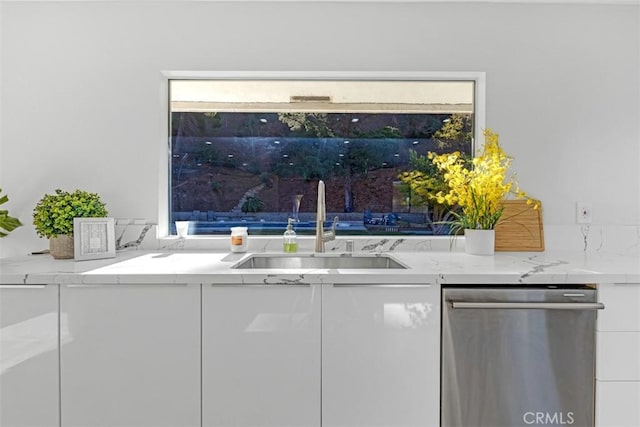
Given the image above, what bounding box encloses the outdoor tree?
[432,113,473,154]
[278,113,335,138]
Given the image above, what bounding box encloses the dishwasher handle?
[451,301,605,310]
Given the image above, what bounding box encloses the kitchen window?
[167,74,482,236]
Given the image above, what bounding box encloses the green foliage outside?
[259,172,273,188]
[277,113,336,138]
[196,145,219,164]
[33,189,108,238]
[172,111,221,136]
[0,188,22,237]
[210,181,223,192]
[432,113,473,152]
[270,141,338,181]
[241,196,264,214]
[353,126,401,139]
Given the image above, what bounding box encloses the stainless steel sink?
[232,254,407,269]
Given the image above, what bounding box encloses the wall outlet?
[576,202,592,224]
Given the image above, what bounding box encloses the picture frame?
[73,217,116,261]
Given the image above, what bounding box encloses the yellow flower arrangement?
[429,128,537,231]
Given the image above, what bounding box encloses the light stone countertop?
[1,248,639,285]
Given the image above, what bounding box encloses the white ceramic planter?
[464,229,495,255]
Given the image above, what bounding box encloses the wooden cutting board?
[495,200,544,251]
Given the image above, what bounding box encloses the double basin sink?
[232,253,407,270]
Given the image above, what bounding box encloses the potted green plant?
[0,188,23,237]
[33,189,108,259]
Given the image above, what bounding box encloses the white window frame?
[158,71,486,239]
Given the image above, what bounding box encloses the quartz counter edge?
[0,250,639,285]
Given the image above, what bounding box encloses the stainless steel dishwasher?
[441,286,604,427]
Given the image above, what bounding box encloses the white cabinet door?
[203,283,321,427]
[322,283,440,427]
[0,284,59,427]
[60,284,200,427]
[596,283,640,427]
[597,331,640,381]
[596,381,640,427]
[597,283,640,331]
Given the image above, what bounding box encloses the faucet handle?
[330,216,339,233]
[321,216,339,243]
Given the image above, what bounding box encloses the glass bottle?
[283,218,298,253]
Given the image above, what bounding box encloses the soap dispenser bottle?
[283,218,298,253]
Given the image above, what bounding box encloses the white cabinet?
[321,283,440,427]
[202,283,321,427]
[597,332,640,381]
[0,284,59,427]
[596,283,640,427]
[60,283,200,427]
[597,283,640,332]
[596,382,640,427]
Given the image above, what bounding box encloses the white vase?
[464,229,495,255]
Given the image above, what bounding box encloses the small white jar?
[230,226,248,253]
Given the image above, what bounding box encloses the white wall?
[1,1,638,257]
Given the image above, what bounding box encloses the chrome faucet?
[315,180,339,252]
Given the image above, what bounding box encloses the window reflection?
[383,303,433,329]
[244,312,310,333]
[0,313,71,374]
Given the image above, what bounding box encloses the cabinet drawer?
[597,284,640,331]
[597,331,640,381]
[596,381,640,427]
